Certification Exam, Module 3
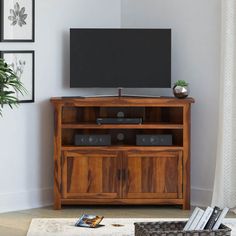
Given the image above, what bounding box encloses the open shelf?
[61,123,184,130]
[61,128,183,146]
[61,145,184,151]
[61,106,184,124]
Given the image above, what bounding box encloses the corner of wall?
[0,188,53,213]
[191,186,213,207]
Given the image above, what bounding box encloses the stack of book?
[183,206,229,231]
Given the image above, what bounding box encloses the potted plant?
[0,58,27,116]
[173,80,189,98]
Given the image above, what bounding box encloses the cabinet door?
[62,151,122,199]
[123,151,183,199]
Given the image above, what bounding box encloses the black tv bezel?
[70,28,172,88]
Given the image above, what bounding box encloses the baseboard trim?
[0,188,53,213]
[191,186,213,207]
[0,186,212,213]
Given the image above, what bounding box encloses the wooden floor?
[0,205,235,236]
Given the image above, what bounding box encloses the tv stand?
[118,87,123,97]
[51,96,194,210]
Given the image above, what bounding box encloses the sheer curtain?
[211,0,236,211]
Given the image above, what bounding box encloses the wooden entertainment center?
[51,96,194,210]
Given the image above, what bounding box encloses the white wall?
[0,0,121,213]
[0,0,221,212]
[122,0,221,206]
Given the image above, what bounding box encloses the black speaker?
[75,135,111,146]
[136,135,172,146]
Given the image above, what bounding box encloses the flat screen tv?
[70,28,171,88]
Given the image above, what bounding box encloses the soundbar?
[96,118,142,125]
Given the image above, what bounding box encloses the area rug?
[27,218,236,236]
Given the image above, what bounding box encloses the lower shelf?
[61,198,185,206]
[61,145,184,151]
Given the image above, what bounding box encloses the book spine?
[183,207,201,231]
[204,206,221,230]
[212,207,229,230]
[188,208,205,230]
[195,206,213,230]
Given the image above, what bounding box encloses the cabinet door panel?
[62,151,121,199]
[123,151,183,199]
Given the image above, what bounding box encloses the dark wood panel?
[123,151,183,199]
[62,123,184,129]
[125,193,178,198]
[103,157,120,193]
[62,151,121,199]
[61,198,184,205]
[62,107,100,123]
[53,104,62,210]
[183,104,191,209]
[145,107,183,124]
[51,96,195,107]
[66,193,118,198]
[61,146,184,151]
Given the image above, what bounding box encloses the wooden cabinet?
[51,96,194,209]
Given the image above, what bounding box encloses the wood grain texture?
[50,96,194,209]
[62,151,121,199]
[61,198,184,205]
[61,146,184,152]
[51,96,194,107]
[53,104,62,210]
[61,123,184,129]
[183,104,191,210]
[123,151,183,199]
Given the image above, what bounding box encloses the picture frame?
[0,51,35,103]
[0,0,35,42]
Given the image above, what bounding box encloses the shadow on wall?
[24,100,54,206]
[62,30,70,89]
[39,99,54,205]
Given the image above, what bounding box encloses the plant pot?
[173,85,189,98]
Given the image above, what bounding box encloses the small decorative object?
[1,51,35,102]
[0,57,27,116]
[0,0,35,42]
[173,80,189,98]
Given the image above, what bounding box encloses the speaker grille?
[75,135,111,146]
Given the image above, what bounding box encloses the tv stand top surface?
[61,94,163,99]
[51,96,195,107]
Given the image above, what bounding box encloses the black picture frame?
[0,50,35,103]
[0,0,35,42]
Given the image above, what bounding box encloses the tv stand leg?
[118,87,123,97]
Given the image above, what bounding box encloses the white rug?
[27,218,236,236]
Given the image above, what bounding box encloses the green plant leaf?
[0,57,28,116]
[174,80,188,87]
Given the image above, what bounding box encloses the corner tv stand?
[51,96,194,210]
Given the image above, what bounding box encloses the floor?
[0,205,235,236]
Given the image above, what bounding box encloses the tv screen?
[70,28,171,88]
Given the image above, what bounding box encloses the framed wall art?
[1,51,35,102]
[0,0,35,42]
